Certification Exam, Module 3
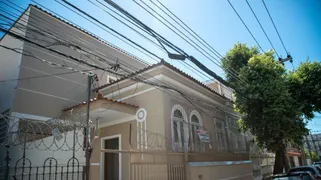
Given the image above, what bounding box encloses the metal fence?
[0,114,89,180]
[0,150,87,180]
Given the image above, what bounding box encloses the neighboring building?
[304,134,321,158]
[63,60,253,180]
[286,147,303,168]
[206,80,235,101]
[0,4,257,180]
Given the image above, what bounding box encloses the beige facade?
[0,4,257,179]
[64,62,255,180]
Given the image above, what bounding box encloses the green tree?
[222,43,258,86]
[287,61,321,119]
[221,43,321,174]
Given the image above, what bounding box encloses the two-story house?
[0,3,254,180]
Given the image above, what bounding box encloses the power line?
[1,1,238,120]
[27,1,211,82]
[148,0,249,89]
[86,0,211,81]
[3,0,229,105]
[245,0,279,58]
[98,0,243,94]
[133,0,248,86]
[227,0,264,52]
[30,0,155,66]
[262,0,288,54]
[0,44,100,76]
[0,69,96,83]
[151,0,241,75]
[59,0,163,61]
[41,0,210,83]
[1,1,139,74]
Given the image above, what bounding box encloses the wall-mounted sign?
[196,130,210,143]
[136,108,147,123]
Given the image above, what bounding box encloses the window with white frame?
[171,105,188,152]
[189,110,203,152]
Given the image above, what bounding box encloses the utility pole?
[85,73,92,180]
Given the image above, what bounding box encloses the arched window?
[171,105,188,152]
[190,110,203,152]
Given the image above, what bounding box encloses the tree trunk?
[273,146,285,175]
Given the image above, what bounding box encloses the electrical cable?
[60,0,163,61]
[85,0,242,95]
[0,2,236,120]
[262,0,289,54]
[245,0,280,58]
[133,0,247,86]
[30,0,156,65]
[24,0,210,83]
[151,0,243,80]
[1,1,209,98]
[87,0,212,81]
[0,2,131,75]
[0,44,93,76]
[227,0,264,52]
[0,68,97,83]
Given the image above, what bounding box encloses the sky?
[1,0,321,132]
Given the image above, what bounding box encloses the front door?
[104,137,119,180]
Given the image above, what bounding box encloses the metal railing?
[130,163,185,180]
[131,121,250,154]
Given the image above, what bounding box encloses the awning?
[62,95,138,125]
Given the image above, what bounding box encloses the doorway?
[101,135,121,180]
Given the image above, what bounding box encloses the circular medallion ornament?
[136,108,147,122]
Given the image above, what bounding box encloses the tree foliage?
[234,53,307,150]
[305,149,320,162]
[222,43,321,173]
[287,62,321,119]
[222,43,259,86]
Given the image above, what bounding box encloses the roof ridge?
[62,96,138,112]
[29,4,149,66]
[95,61,163,91]
[97,60,230,101]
